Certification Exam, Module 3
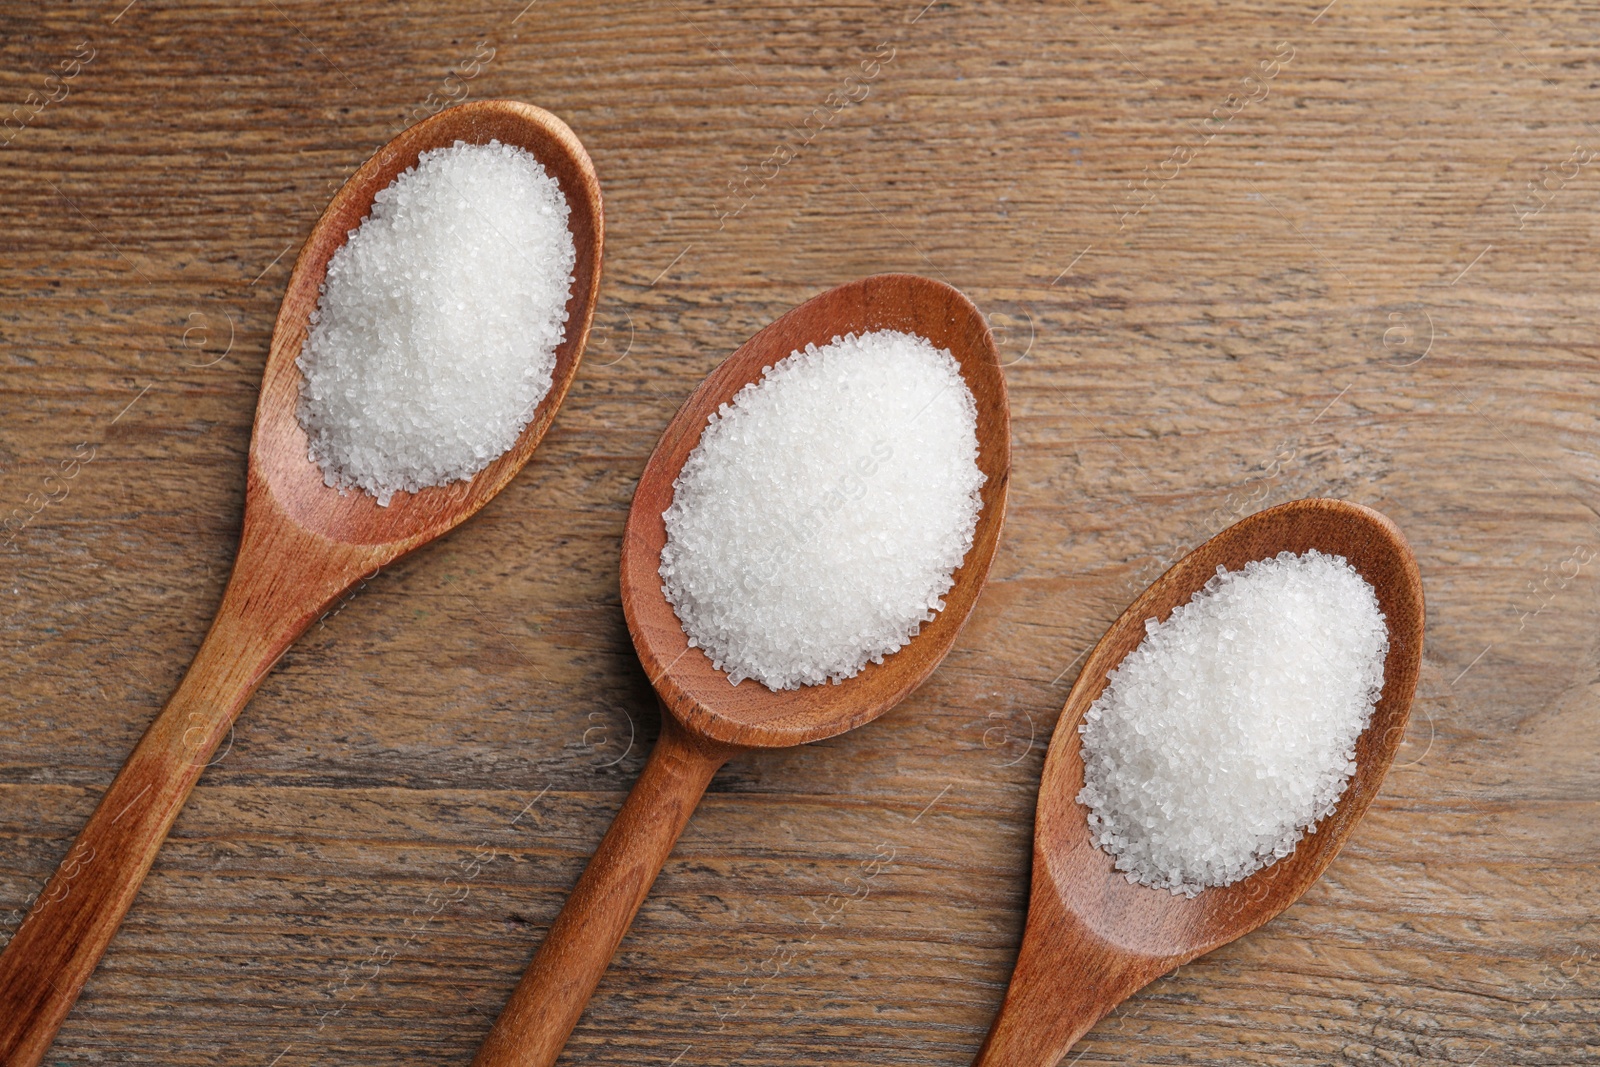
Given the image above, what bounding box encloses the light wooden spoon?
[975,497,1424,1066]
[0,99,602,1067]
[472,273,1012,1067]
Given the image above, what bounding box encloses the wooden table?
[2,1,1595,1063]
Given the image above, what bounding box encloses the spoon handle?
[473,713,735,1067]
[973,856,1171,1067]
[0,516,370,1067]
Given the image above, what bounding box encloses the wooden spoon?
[974,497,1424,1066]
[472,273,1012,1067]
[0,100,602,1067]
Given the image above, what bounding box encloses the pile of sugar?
[1076,549,1388,897]
[659,329,986,691]
[296,139,575,505]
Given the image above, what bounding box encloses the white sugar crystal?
[659,329,986,691]
[296,139,575,505]
[1076,549,1388,896]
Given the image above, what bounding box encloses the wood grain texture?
[1,1,1597,1065]
[978,499,1425,1066]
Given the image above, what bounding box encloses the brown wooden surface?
[0,2,1596,1065]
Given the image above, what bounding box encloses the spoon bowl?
[976,498,1424,1066]
[622,272,1012,747]
[0,99,602,1067]
[474,273,1010,1067]
[256,98,602,546]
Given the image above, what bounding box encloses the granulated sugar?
[297,139,574,505]
[1076,549,1388,896]
[659,329,985,691]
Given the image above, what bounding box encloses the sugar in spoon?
[0,99,603,1067]
[471,273,1012,1067]
[975,498,1424,1065]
